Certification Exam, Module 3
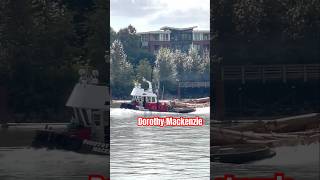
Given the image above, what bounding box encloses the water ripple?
[110,108,210,180]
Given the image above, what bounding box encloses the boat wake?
[110,107,209,118]
[190,106,210,115]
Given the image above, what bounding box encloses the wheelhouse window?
[81,109,90,125]
[92,110,101,126]
[93,113,100,120]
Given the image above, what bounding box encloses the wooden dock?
[212,63,320,120]
[220,64,320,83]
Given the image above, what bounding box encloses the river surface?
[0,109,319,180]
[110,107,210,180]
[0,125,107,180]
[111,107,319,180]
[212,143,320,179]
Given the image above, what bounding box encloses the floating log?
[230,113,320,133]
[211,144,276,164]
[171,101,209,108]
[211,126,320,147]
[183,97,210,104]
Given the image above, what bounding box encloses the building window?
[192,32,210,41]
[181,33,191,41]
[193,33,199,40]
[159,33,169,41]
[203,33,210,40]
[150,34,159,41]
[193,33,203,41]
[141,34,148,42]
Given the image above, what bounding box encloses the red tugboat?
[32,68,109,155]
[120,78,196,113]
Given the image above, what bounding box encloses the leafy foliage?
[212,0,320,64]
[86,0,108,82]
[111,25,155,65]
[110,40,134,98]
[0,0,107,122]
[136,59,152,84]
[153,47,210,96]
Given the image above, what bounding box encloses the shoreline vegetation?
[110,24,210,100]
[0,0,107,124]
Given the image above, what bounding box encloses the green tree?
[110,40,134,98]
[153,48,176,94]
[136,59,152,82]
[116,25,155,65]
[0,0,78,122]
[201,50,210,81]
[233,0,266,36]
[185,47,203,81]
[172,50,187,82]
[110,27,117,45]
[86,0,108,82]
[212,0,320,65]
[136,59,152,90]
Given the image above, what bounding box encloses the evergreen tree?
[110,27,117,45]
[110,40,134,98]
[116,25,155,65]
[172,50,187,82]
[212,0,320,64]
[136,59,152,82]
[185,47,203,81]
[0,0,78,121]
[201,50,210,81]
[86,0,108,82]
[153,48,176,94]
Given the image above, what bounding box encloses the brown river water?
[0,125,107,180]
[0,109,319,180]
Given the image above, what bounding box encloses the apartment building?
[138,26,209,54]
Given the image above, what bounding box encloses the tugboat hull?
[32,130,109,155]
[120,103,138,110]
[120,103,196,113]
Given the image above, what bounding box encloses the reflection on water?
[0,126,107,180]
[110,108,210,180]
[0,148,107,180]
